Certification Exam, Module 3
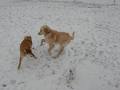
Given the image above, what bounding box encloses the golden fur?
[18,36,36,69]
[38,25,74,58]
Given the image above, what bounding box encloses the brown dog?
[18,36,37,69]
[38,25,74,58]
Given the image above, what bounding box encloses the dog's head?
[24,36,32,41]
[38,25,51,35]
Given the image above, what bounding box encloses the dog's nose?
[38,32,40,35]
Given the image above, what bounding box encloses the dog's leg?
[40,39,45,46]
[48,44,54,55]
[30,52,37,59]
[54,46,64,58]
[26,49,37,59]
[29,49,37,59]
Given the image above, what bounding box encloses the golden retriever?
[18,36,37,69]
[38,25,74,58]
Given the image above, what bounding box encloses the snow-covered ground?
[0,1,120,90]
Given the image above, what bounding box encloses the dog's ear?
[44,25,50,30]
[53,34,56,41]
[44,24,48,28]
[24,36,32,41]
[44,29,50,34]
[28,36,32,40]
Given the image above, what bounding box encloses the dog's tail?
[71,32,75,40]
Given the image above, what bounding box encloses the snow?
[0,0,120,90]
[116,0,120,4]
[74,0,113,4]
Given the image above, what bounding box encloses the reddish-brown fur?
[18,36,36,69]
[38,25,74,58]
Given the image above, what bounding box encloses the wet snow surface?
[0,1,120,90]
